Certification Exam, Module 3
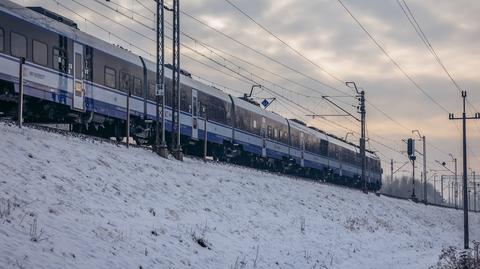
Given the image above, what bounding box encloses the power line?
[63,0,448,163]
[179,10,349,96]
[104,0,446,160]
[216,0,425,136]
[222,0,344,85]
[335,0,479,163]
[336,0,449,113]
[396,0,480,159]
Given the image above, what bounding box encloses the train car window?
[32,40,48,66]
[253,120,257,129]
[180,87,189,112]
[84,46,93,81]
[165,78,173,107]
[320,139,328,156]
[133,77,142,97]
[11,32,27,58]
[120,72,130,93]
[207,97,227,124]
[148,82,155,101]
[53,48,68,73]
[267,126,272,139]
[104,66,116,89]
[0,28,4,52]
[192,96,198,117]
[75,53,82,80]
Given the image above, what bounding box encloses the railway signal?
[406,138,417,201]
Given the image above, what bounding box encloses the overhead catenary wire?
[103,0,431,150]
[394,0,480,163]
[114,0,420,148]
[222,0,345,86]
[217,0,457,156]
[336,0,449,114]
[96,0,442,160]
[396,0,480,145]
[335,0,479,163]
[57,0,450,165]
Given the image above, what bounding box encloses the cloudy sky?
[12,0,480,178]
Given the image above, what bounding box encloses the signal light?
[407,138,415,157]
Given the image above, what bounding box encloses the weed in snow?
[231,256,247,269]
[0,198,12,220]
[29,217,47,242]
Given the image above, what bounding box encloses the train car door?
[300,132,305,167]
[73,42,85,111]
[261,117,267,157]
[191,89,198,140]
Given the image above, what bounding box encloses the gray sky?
[13,0,480,178]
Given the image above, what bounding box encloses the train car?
[0,0,382,190]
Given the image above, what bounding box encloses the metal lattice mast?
[172,0,182,160]
[156,0,168,157]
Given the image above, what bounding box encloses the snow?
[0,122,478,269]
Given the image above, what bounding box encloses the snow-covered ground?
[0,122,478,269]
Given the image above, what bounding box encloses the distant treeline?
[380,176,472,208]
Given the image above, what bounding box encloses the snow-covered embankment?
[0,122,478,269]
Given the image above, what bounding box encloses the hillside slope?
[0,122,478,269]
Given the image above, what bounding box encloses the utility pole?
[441,175,444,205]
[346,82,367,193]
[319,83,367,193]
[448,181,451,206]
[474,172,477,212]
[448,91,480,250]
[413,130,427,203]
[171,0,182,160]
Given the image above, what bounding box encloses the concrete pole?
[473,172,476,212]
[18,57,25,128]
[126,90,130,148]
[422,136,427,202]
[454,158,458,209]
[203,107,208,162]
[461,91,469,249]
[441,175,444,204]
[391,159,394,184]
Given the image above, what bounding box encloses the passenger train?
[0,1,382,190]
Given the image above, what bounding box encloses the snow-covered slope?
[0,122,478,269]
